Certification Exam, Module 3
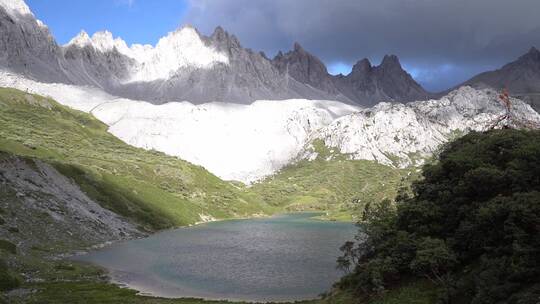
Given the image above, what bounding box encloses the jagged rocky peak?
[348,54,404,76]
[91,31,130,53]
[351,58,372,74]
[65,30,131,56]
[271,42,339,94]
[293,42,306,53]
[457,46,540,112]
[208,25,241,50]
[333,53,431,105]
[381,54,400,64]
[155,25,205,50]
[461,46,540,89]
[379,54,402,69]
[519,46,540,63]
[526,46,539,55]
[273,42,328,72]
[66,30,92,48]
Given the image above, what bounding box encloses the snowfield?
[0,0,32,18]
[1,71,539,183]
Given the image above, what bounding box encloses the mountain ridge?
[0,0,430,106]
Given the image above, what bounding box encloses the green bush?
[338,129,540,303]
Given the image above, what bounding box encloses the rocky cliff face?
[0,2,68,83]
[272,43,348,101]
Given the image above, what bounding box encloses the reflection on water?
[74,213,357,302]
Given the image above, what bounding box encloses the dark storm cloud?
[184,0,540,92]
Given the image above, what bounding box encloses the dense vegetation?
[336,129,540,303]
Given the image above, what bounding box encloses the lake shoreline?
[70,213,356,303]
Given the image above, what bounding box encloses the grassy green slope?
[0,87,271,229]
[251,140,412,221]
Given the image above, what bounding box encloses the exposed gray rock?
[62,42,135,89]
[0,154,143,253]
[303,86,540,168]
[0,6,68,83]
[272,42,349,101]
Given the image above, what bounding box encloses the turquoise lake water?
[74,213,357,302]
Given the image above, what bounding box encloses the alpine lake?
[73,213,357,302]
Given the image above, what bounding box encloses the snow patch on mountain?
[65,26,229,83]
[0,0,32,17]
[307,86,540,167]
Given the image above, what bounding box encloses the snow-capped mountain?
[0,0,431,106]
[0,0,31,16]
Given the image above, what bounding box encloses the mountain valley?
[1,0,540,303]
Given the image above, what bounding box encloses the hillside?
[0,87,271,230]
